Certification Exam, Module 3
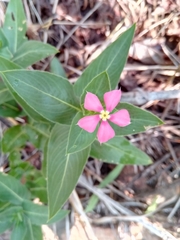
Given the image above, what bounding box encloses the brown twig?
[121,89,180,105]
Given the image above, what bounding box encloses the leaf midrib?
[51,154,70,215]
[26,125,49,138]
[106,31,131,72]
[4,131,26,152]
[13,47,56,62]
[0,88,8,94]
[100,139,139,157]
[24,210,47,218]
[0,179,23,202]
[5,75,81,112]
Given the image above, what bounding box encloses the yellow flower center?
[99,110,110,121]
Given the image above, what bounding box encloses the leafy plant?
[0,0,163,238]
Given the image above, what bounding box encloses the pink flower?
[77,90,131,144]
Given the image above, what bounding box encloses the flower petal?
[97,121,115,144]
[109,109,131,127]
[77,115,100,133]
[104,90,121,112]
[84,92,103,112]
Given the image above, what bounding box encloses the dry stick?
[85,166,132,201]
[121,89,180,106]
[78,176,177,240]
[53,20,111,28]
[124,64,179,71]
[167,197,180,220]
[52,0,58,14]
[164,138,180,169]
[23,0,32,25]
[28,0,42,25]
[161,44,180,66]
[69,190,98,240]
[79,175,133,216]
[42,1,102,71]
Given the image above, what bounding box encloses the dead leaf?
[129,39,165,64]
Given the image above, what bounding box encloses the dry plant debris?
[0,0,180,239]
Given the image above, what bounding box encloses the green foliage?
[0,1,164,236]
[1,70,80,124]
[23,221,42,240]
[112,103,163,136]
[0,29,8,48]
[91,137,152,165]
[0,56,21,71]
[0,100,21,117]
[23,200,68,225]
[0,174,68,238]
[1,125,28,153]
[66,112,96,154]
[47,123,90,219]
[0,173,30,204]
[74,24,135,96]
[80,71,111,104]
[11,222,27,240]
[0,81,13,104]
[50,57,67,78]
[0,221,12,234]
[2,0,27,54]
[12,41,58,68]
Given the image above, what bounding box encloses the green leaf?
[23,200,68,225]
[74,25,135,96]
[30,121,52,136]
[50,57,67,78]
[112,103,163,136]
[0,56,21,104]
[0,100,21,117]
[42,141,48,178]
[3,0,27,53]
[9,150,22,168]
[80,71,111,104]
[86,164,124,212]
[0,46,13,59]
[23,221,42,240]
[29,187,47,204]
[0,202,11,212]
[0,56,20,107]
[66,112,96,154]
[0,173,30,204]
[2,70,80,124]
[9,90,50,123]
[23,123,50,150]
[11,222,27,240]
[91,137,152,165]
[0,205,23,219]
[0,221,12,234]
[0,81,13,104]
[0,29,8,48]
[12,41,58,68]
[0,56,21,71]
[1,125,28,153]
[47,123,90,219]
[24,173,47,203]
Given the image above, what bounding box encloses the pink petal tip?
[84,92,103,112]
[109,109,131,127]
[97,121,115,144]
[104,90,121,112]
[77,115,100,133]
